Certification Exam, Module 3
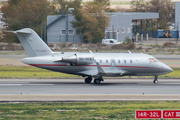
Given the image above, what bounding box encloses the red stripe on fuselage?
[74,65,111,67]
[29,64,66,66]
[116,66,168,70]
[28,64,168,70]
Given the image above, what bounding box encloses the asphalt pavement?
[0,78,179,101]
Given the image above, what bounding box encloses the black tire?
[94,79,101,84]
[85,78,92,83]
[153,79,158,84]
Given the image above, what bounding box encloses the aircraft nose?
[169,67,173,72]
[159,62,173,74]
[164,64,173,73]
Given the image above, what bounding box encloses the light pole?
[177,22,179,44]
[67,8,74,42]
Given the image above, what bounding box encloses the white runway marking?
[0,84,22,86]
[0,84,54,86]
[22,84,54,86]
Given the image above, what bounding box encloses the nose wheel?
[153,79,158,84]
[153,75,158,84]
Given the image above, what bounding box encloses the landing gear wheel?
[153,79,158,84]
[85,78,92,83]
[153,75,158,84]
[94,79,101,84]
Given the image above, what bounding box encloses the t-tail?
[13,28,52,57]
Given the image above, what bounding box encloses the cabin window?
[94,60,96,63]
[130,60,132,63]
[106,60,108,63]
[136,60,139,63]
[118,60,120,63]
[124,60,126,63]
[100,60,102,63]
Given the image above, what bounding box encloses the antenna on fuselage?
[89,50,93,53]
[128,50,132,54]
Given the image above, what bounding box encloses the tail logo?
[35,49,50,52]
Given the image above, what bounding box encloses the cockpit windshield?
[149,58,158,62]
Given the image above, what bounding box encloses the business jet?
[13,28,173,84]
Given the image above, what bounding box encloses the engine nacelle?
[61,53,94,65]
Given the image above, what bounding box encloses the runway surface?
[0,78,180,101]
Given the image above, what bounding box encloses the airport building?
[45,12,159,43]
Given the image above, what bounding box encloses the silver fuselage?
[22,52,173,77]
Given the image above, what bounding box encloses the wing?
[77,69,98,76]
[76,62,106,77]
[76,62,132,77]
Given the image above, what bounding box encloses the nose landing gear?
[153,79,158,84]
[153,75,158,84]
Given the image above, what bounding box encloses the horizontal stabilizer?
[3,30,13,33]
[3,29,31,34]
[13,29,31,34]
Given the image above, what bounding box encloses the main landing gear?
[153,75,158,84]
[84,77,104,84]
[85,77,92,83]
[94,79,101,84]
[94,77,104,84]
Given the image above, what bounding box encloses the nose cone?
[166,66,173,73]
[163,64,173,74]
[158,62,173,75]
[169,67,173,73]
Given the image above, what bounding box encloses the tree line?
[130,0,174,31]
[0,0,175,43]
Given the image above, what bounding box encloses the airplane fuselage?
[22,52,173,77]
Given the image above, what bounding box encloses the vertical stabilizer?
[14,28,52,57]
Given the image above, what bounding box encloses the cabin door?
[111,59,116,67]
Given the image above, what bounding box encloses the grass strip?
[0,65,179,79]
[0,101,180,119]
[0,65,79,79]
